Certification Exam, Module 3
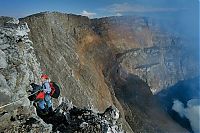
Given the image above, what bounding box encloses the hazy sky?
[0,0,198,18]
[0,0,199,42]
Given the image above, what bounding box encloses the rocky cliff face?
[20,12,114,112]
[0,12,197,132]
[0,16,126,133]
[0,17,52,132]
[92,16,198,93]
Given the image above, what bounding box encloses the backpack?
[49,81,60,98]
[29,83,43,101]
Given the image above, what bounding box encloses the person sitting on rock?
[40,74,53,113]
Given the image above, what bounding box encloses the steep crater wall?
[20,12,197,132]
[0,12,196,132]
[20,12,133,132]
[92,16,199,94]
[20,12,114,111]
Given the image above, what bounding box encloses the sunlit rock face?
[20,12,114,112]
[0,12,197,132]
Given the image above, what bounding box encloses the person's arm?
[43,82,51,94]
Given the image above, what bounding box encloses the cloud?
[172,100,185,117]
[80,10,96,18]
[102,3,185,14]
[116,13,122,16]
[172,99,200,133]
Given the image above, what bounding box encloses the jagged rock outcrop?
[0,17,52,132]
[0,12,197,132]
[36,98,124,133]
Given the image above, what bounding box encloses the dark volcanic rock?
[36,100,124,133]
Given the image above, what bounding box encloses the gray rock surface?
[0,16,51,132]
[117,45,198,94]
[0,50,8,68]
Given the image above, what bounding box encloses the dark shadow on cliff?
[155,76,200,133]
[111,73,186,133]
[114,74,154,111]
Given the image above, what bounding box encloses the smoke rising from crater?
[172,99,200,133]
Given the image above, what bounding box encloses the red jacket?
[36,91,45,100]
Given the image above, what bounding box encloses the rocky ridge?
[36,98,124,133]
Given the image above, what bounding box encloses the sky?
[0,0,199,18]
[0,0,199,49]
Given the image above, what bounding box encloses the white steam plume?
[172,99,200,133]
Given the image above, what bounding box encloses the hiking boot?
[41,109,48,115]
[48,106,53,112]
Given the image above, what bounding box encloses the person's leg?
[38,100,48,114]
[45,94,52,109]
[38,100,45,109]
